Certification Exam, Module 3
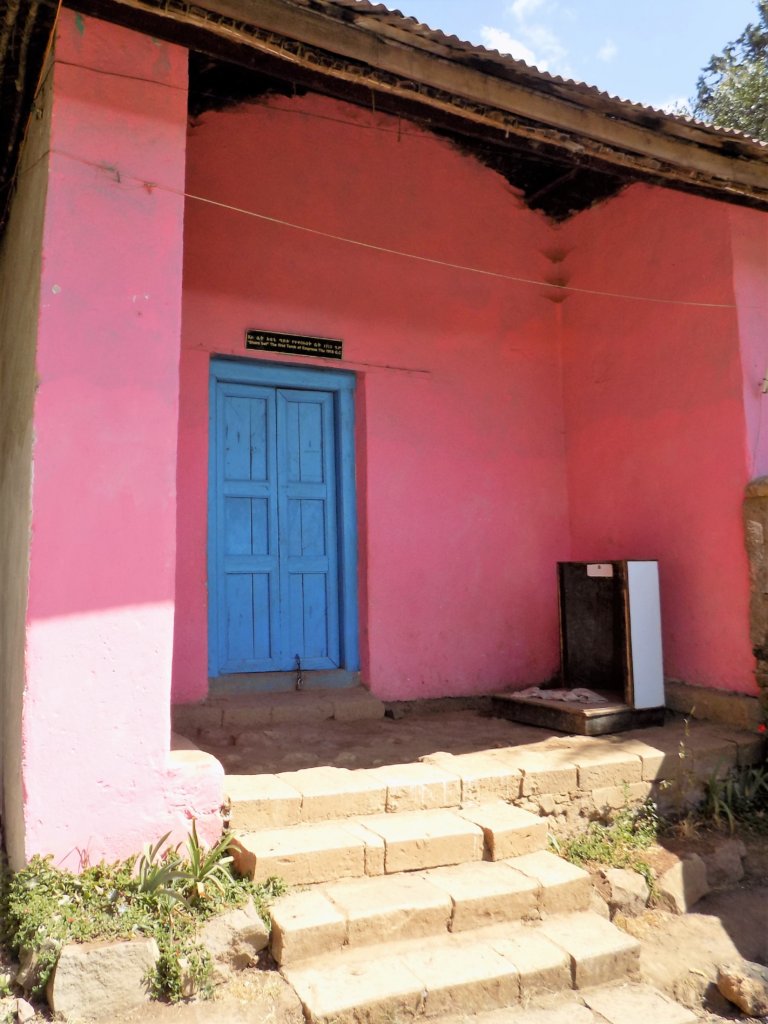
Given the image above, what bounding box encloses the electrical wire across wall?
[182,188,747,310]
[5,41,762,316]
[45,145,756,313]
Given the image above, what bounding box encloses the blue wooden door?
[212,381,340,673]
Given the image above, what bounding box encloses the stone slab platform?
[437,983,696,1024]
[172,686,385,740]
[282,913,640,1023]
[232,804,547,886]
[232,805,498,885]
[220,715,764,832]
[270,851,591,965]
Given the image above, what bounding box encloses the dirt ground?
[22,708,768,1022]
[25,871,764,1024]
[622,877,768,1022]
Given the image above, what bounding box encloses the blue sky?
[385,0,760,111]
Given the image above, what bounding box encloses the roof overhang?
[4,0,768,232]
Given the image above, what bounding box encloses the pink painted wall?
[21,11,221,867]
[729,205,768,480]
[175,94,571,702]
[17,11,767,870]
[559,185,757,694]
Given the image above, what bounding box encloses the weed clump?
[703,762,768,835]
[551,798,661,894]
[0,825,284,1002]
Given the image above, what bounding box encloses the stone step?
[221,721,766,831]
[231,804,548,886]
[226,758,528,830]
[281,912,640,1023]
[271,851,591,965]
[172,685,385,744]
[439,983,697,1024]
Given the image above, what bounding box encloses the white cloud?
[509,0,547,20]
[597,39,617,62]
[480,26,538,66]
[524,23,569,73]
[487,0,570,77]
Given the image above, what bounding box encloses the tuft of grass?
[0,828,285,1002]
[551,798,662,896]
[703,762,768,835]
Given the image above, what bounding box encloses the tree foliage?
[693,1,768,142]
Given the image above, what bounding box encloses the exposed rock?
[589,889,611,920]
[538,794,556,815]
[46,938,159,1019]
[15,940,60,994]
[717,959,768,1017]
[14,997,36,1023]
[657,853,709,913]
[198,898,269,983]
[701,838,746,889]
[601,868,650,917]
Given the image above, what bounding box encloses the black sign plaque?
[245,329,343,360]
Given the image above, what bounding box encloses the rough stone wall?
[743,477,768,722]
[0,64,53,867]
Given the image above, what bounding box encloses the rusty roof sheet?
[322,0,767,148]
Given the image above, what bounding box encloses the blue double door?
[209,361,358,678]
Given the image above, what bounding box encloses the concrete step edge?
[270,853,593,966]
[172,685,386,735]
[225,758,527,829]
[231,804,551,885]
[280,912,640,1023]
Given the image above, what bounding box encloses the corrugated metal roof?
[325,0,767,148]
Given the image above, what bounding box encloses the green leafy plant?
[151,937,213,1002]
[0,824,284,1002]
[703,762,768,834]
[181,820,234,903]
[552,797,662,898]
[136,832,191,906]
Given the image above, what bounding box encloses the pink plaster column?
[20,11,221,868]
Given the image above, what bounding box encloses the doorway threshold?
[209,669,361,695]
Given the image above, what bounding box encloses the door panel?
[213,380,340,674]
[277,389,339,669]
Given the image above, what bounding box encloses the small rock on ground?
[198,898,269,982]
[47,938,159,1020]
[600,867,649,917]
[657,853,710,914]
[717,960,768,1018]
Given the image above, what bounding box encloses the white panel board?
[627,561,665,709]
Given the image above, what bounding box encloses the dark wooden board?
[490,692,665,735]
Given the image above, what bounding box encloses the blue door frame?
[208,357,359,682]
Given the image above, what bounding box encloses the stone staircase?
[228,761,639,1020]
[173,687,765,1023]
